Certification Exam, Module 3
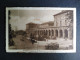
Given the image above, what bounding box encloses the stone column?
[42,30,43,35]
[38,30,40,35]
[63,29,65,39]
[41,30,42,35]
[54,29,56,38]
[51,30,52,39]
[47,30,49,37]
[51,30,53,38]
[58,29,60,38]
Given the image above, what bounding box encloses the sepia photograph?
[6,7,76,53]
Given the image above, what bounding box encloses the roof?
[41,21,54,25]
[54,10,73,16]
[26,22,39,25]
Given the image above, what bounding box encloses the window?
[60,21,61,26]
[56,21,58,26]
[65,20,67,26]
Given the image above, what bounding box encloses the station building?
[26,10,73,40]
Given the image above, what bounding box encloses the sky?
[9,10,62,31]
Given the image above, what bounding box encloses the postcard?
[6,7,76,53]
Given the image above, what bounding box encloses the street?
[9,35,73,50]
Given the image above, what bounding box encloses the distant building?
[26,22,39,37]
[26,10,73,40]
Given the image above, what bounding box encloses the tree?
[8,10,15,46]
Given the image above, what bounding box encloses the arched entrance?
[64,29,68,38]
[44,30,46,35]
[60,30,63,38]
[49,30,51,36]
[46,30,48,35]
[55,30,58,37]
[52,30,54,36]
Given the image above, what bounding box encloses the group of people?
[30,34,37,44]
[30,34,48,44]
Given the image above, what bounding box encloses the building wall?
[53,10,73,39]
[26,10,73,40]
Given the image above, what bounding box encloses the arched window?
[64,29,68,38]
[55,30,58,37]
[65,20,67,26]
[60,21,62,26]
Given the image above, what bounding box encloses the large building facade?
[26,10,73,40]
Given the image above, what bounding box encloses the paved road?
[12,35,38,49]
